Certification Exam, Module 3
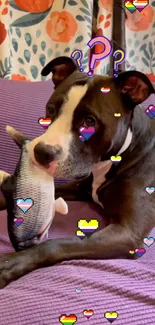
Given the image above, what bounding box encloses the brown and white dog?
[0,56,155,288]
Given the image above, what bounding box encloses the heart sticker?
[79,135,85,142]
[124,0,149,13]
[16,198,34,214]
[14,217,24,227]
[145,186,155,195]
[114,113,121,117]
[38,117,52,129]
[143,237,155,248]
[75,287,82,294]
[79,126,95,142]
[76,229,86,240]
[78,219,99,237]
[104,311,118,323]
[145,105,155,119]
[110,155,122,165]
[129,250,135,255]
[133,0,149,12]
[59,314,77,324]
[135,248,146,258]
[83,309,94,320]
[101,87,110,94]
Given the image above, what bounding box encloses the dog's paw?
[0,251,31,289]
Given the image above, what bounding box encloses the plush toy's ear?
[0,171,10,185]
[41,56,78,89]
[6,125,29,148]
[115,71,155,109]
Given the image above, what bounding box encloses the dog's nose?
[34,142,63,166]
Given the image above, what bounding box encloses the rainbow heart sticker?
[38,117,52,129]
[129,250,135,255]
[77,219,99,238]
[104,311,118,323]
[83,309,94,320]
[59,314,77,325]
[124,0,136,13]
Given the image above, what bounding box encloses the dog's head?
[28,56,155,179]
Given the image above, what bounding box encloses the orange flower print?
[11,74,30,81]
[2,7,8,15]
[0,21,7,45]
[126,5,154,31]
[146,73,155,84]
[14,0,54,13]
[92,28,104,68]
[100,0,113,12]
[46,11,77,43]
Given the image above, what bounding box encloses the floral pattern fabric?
[0,0,155,82]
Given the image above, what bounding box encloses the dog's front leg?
[55,175,93,201]
[0,224,137,289]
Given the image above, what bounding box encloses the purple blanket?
[0,206,155,325]
[0,79,155,324]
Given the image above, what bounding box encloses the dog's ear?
[115,71,155,109]
[41,56,78,88]
[6,125,29,148]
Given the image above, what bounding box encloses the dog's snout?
[34,142,63,166]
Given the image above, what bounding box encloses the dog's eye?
[84,115,96,127]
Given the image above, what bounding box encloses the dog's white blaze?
[29,84,88,164]
[117,128,132,156]
[92,128,133,207]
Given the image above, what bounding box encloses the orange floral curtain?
[0,0,155,82]
[94,0,155,82]
[0,0,94,81]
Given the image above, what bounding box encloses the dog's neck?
[92,128,133,206]
[116,128,133,156]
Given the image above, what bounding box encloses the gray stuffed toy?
[0,126,68,251]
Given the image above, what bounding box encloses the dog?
[0,55,155,289]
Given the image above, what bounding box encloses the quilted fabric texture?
[0,205,155,325]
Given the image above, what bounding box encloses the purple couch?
[0,78,155,325]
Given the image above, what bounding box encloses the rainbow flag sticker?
[59,314,77,325]
[124,1,136,13]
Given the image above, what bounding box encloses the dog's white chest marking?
[92,128,133,206]
[92,161,112,207]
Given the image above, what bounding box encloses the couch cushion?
[0,78,53,175]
